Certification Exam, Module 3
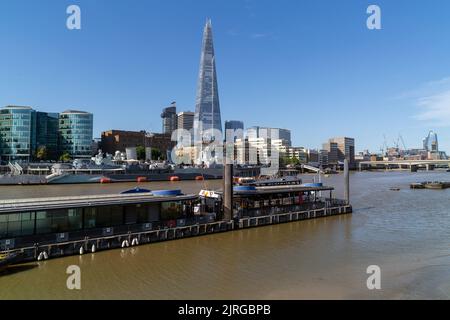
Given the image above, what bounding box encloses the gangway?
[7,162,23,176]
[301,164,324,174]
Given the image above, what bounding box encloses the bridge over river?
[359,160,450,172]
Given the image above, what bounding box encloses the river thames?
[1,171,450,299]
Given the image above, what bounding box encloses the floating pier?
[0,165,353,265]
[1,201,352,264]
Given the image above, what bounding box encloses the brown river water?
[1,171,450,299]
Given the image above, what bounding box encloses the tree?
[151,148,163,161]
[136,146,146,161]
[36,146,48,161]
[290,156,301,166]
[136,146,165,161]
[280,155,301,168]
[59,152,71,162]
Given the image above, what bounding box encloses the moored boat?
[424,182,450,190]
[0,178,351,265]
[411,181,450,190]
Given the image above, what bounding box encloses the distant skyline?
[2,0,450,152]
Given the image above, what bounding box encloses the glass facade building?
[0,107,93,161]
[161,103,178,135]
[247,127,292,147]
[0,106,36,162]
[194,19,223,143]
[225,120,244,132]
[225,120,244,143]
[36,112,59,159]
[59,110,93,159]
[423,130,438,152]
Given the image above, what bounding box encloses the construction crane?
[380,134,388,156]
[393,138,399,149]
[399,134,407,151]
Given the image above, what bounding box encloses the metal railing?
[237,198,348,218]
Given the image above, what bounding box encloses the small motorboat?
[424,182,450,190]
[410,182,426,189]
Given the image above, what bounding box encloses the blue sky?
[1,0,450,152]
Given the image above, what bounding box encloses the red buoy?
[195,176,204,181]
[100,178,112,184]
[170,176,180,182]
[137,177,147,183]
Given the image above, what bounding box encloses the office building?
[194,19,223,145]
[423,130,438,152]
[0,106,36,162]
[247,126,291,147]
[59,110,93,159]
[307,149,319,164]
[225,120,244,132]
[323,137,355,166]
[319,150,329,167]
[101,130,175,158]
[36,112,59,159]
[224,120,244,143]
[177,112,195,132]
[333,137,355,164]
[161,102,177,135]
[322,141,339,165]
[101,130,147,154]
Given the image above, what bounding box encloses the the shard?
[194,19,222,144]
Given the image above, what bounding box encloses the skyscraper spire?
[194,19,222,145]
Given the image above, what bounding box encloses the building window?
[161,202,182,220]
[36,211,52,235]
[84,207,97,229]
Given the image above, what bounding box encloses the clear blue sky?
[2,0,450,152]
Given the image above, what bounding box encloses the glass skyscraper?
[0,106,36,162]
[59,110,93,159]
[36,112,59,159]
[423,130,438,152]
[194,19,222,143]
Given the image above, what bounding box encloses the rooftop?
[61,110,91,115]
[0,192,197,213]
[3,105,33,110]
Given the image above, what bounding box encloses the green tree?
[151,148,163,160]
[280,155,301,168]
[59,152,71,162]
[290,156,301,166]
[136,146,146,161]
[36,146,48,161]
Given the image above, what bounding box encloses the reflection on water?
[1,171,450,299]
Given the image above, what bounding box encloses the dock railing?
[237,198,348,218]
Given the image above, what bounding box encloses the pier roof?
[0,193,197,213]
[234,185,334,196]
